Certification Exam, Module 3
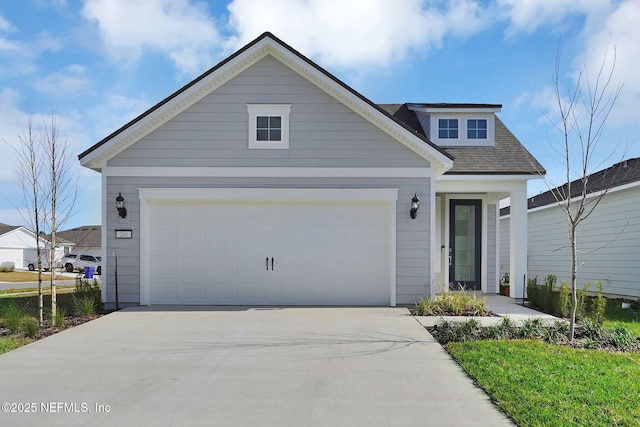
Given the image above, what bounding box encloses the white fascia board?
[104,166,432,178]
[408,105,501,114]
[437,175,533,193]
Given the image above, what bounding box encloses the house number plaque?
[115,229,132,239]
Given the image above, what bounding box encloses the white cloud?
[85,92,152,142]
[575,0,640,124]
[225,0,488,71]
[82,0,221,76]
[499,0,611,36]
[31,64,93,97]
[0,13,15,33]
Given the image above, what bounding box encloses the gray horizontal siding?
[107,56,429,169]
[104,176,432,306]
[526,186,640,298]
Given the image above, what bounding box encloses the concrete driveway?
[0,307,512,426]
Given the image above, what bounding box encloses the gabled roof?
[54,225,100,248]
[0,223,21,236]
[79,32,453,174]
[378,103,545,175]
[501,157,640,215]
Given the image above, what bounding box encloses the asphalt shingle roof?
[378,103,545,175]
[54,226,101,248]
[501,156,640,215]
[0,223,21,236]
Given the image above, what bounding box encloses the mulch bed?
[1,315,103,341]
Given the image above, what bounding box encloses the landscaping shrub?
[0,302,26,334]
[558,281,570,318]
[526,276,539,307]
[609,325,637,350]
[74,277,102,313]
[542,321,569,344]
[592,281,607,324]
[437,318,481,343]
[485,317,517,340]
[412,287,487,316]
[0,264,15,272]
[73,295,96,316]
[21,316,39,338]
[576,283,590,320]
[517,318,545,340]
[53,307,66,327]
[526,276,608,324]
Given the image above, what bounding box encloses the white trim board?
[104,167,433,178]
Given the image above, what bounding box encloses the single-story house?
[0,223,61,270]
[54,225,101,256]
[501,157,640,298]
[79,32,544,307]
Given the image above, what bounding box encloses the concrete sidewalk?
[415,294,563,328]
[0,307,513,427]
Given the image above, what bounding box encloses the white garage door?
[148,199,391,305]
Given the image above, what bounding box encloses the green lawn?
[604,299,640,336]
[447,340,640,427]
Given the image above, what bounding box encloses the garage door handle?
[271,257,274,271]
[266,257,269,271]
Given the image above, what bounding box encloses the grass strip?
[447,340,640,427]
[0,337,33,355]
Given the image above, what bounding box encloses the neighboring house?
[0,223,61,270]
[500,157,640,298]
[54,225,101,256]
[79,32,543,307]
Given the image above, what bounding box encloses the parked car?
[25,249,53,271]
[61,254,102,275]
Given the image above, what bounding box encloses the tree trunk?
[569,223,578,341]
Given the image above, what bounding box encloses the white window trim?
[247,104,291,149]
[429,113,495,147]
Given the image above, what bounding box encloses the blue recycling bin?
[84,266,95,279]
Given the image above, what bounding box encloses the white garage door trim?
[138,188,398,306]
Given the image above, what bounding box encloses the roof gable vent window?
[247,104,291,149]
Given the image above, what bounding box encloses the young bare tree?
[12,115,46,325]
[11,114,79,323]
[41,115,78,319]
[550,46,622,340]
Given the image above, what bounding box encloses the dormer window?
[407,104,501,147]
[438,119,459,139]
[467,119,487,139]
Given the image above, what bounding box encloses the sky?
[0,0,638,230]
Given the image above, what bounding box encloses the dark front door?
[449,199,481,290]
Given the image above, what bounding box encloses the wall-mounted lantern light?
[410,193,420,219]
[116,192,127,219]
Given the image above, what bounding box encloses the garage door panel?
[268,280,300,301]
[181,280,207,301]
[149,199,390,305]
[214,281,239,300]
[241,280,266,300]
[210,255,238,276]
[153,256,177,276]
